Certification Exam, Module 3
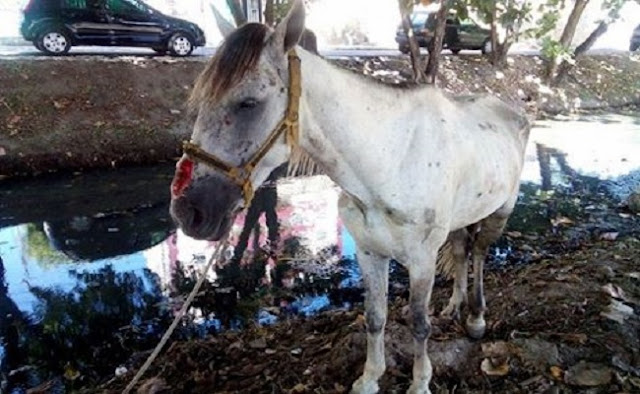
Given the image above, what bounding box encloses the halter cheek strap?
[182,49,301,207]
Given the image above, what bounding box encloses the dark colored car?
[396,11,491,55]
[631,24,640,52]
[20,0,206,56]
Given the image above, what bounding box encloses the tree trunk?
[398,0,426,83]
[226,0,247,26]
[574,20,608,56]
[425,0,453,84]
[546,0,590,82]
[559,0,590,47]
[264,0,275,26]
[489,5,498,66]
[554,20,608,84]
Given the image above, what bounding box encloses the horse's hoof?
[407,382,431,394]
[350,377,379,394]
[465,316,486,339]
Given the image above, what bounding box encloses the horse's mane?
[189,23,269,110]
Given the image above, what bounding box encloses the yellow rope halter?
[182,49,301,207]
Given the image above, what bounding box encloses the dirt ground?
[1,53,639,178]
[95,244,640,394]
[92,177,640,394]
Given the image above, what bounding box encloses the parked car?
[20,0,206,56]
[395,11,491,55]
[631,24,640,52]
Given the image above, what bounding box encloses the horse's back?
[451,93,530,149]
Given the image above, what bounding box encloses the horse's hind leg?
[440,229,469,320]
[351,248,389,394]
[466,201,515,339]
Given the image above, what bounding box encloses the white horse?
[169,1,530,392]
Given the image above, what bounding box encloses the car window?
[459,19,477,28]
[63,0,88,9]
[105,0,147,14]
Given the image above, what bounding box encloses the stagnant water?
[1,114,639,392]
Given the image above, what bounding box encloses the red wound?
[171,157,194,198]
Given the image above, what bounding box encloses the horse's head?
[170,0,306,240]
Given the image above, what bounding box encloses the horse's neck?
[297,50,443,202]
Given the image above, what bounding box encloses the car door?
[62,0,112,45]
[457,19,487,48]
[104,0,163,46]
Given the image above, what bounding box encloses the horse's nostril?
[191,207,204,229]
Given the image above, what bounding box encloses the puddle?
[1,113,639,392]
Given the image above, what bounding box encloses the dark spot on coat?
[428,163,432,167]
[477,192,483,197]
[436,162,440,167]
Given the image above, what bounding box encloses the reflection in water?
[1,263,172,393]
[42,203,173,261]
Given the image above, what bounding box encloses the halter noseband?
[182,49,301,207]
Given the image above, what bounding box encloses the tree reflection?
[1,256,31,393]
[3,265,172,391]
[24,224,71,266]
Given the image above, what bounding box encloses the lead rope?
[123,234,230,394]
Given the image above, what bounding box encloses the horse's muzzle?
[169,175,241,241]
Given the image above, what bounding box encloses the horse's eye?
[238,98,258,110]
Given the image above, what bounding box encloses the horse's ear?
[269,0,305,54]
[210,4,236,39]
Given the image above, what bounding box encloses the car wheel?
[37,27,71,55]
[631,42,639,52]
[481,39,492,55]
[451,48,461,55]
[168,33,194,57]
[399,44,410,54]
[33,40,44,52]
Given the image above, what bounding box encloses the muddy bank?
[1,53,639,177]
[97,242,640,394]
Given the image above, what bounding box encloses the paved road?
[0,45,429,59]
[0,44,523,59]
[0,44,625,59]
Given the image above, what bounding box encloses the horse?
[169,1,530,392]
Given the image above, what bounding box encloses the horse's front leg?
[351,249,389,394]
[407,230,447,394]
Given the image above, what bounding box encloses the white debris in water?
[115,366,127,376]
[495,71,505,79]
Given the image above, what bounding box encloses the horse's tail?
[435,239,456,279]
[435,225,480,279]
